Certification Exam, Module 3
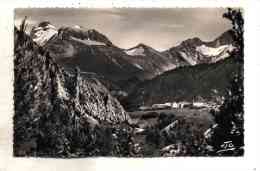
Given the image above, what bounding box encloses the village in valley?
[138,98,224,111]
[13,8,244,157]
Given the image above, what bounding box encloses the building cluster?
[139,101,220,111]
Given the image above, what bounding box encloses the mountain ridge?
[123,57,241,110]
[29,21,236,96]
[163,30,235,66]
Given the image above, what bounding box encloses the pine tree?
[205,8,244,156]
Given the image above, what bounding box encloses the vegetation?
[125,51,240,110]
[205,8,244,156]
[128,109,214,157]
[13,8,244,157]
[14,18,133,157]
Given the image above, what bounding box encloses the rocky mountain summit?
[30,21,113,47]
[33,22,143,83]
[163,30,235,66]
[30,21,58,46]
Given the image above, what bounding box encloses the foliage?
[13,18,133,157]
[206,8,244,156]
[138,112,209,156]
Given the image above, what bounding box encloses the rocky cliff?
[13,20,131,157]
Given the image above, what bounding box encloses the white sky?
[15,8,232,51]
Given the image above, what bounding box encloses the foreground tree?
[205,8,244,156]
[14,17,134,157]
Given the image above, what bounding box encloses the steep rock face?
[15,31,128,124]
[14,24,130,157]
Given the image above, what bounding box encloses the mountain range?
[28,21,238,111]
[14,17,241,157]
[30,22,235,84]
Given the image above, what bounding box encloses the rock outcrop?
[14,20,131,157]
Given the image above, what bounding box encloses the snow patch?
[125,47,145,56]
[73,25,82,29]
[57,76,69,100]
[179,51,197,65]
[133,63,144,70]
[70,36,106,46]
[32,24,58,46]
[161,63,176,72]
[196,44,234,57]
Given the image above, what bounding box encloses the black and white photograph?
[13,7,244,158]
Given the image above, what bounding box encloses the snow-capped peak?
[125,46,145,56]
[196,44,234,57]
[196,44,235,62]
[73,25,82,29]
[31,21,58,46]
